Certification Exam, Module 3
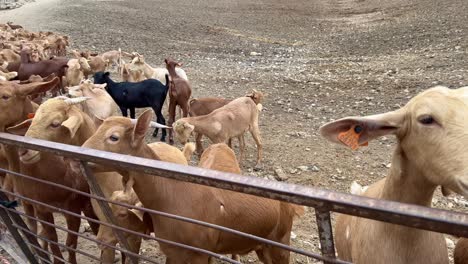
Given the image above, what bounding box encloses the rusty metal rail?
[0,132,467,264]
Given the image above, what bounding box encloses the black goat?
[93,71,169,141]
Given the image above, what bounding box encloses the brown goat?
[165,58,192,144]
[17,49,67,95]
[455,238,468,264]
[83,110,303,263]
[7,97,102,264]
[0,78,69,254]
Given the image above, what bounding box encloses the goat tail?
[256,103,263,112]
[182,142,196,162]
[118,48,122,70]
[165,74,170,91]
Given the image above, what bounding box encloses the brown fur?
[165,58,192,144]
[83,110,302,263]
[6,98,103,264]
[18,49,67,95]
[455,238,468,264]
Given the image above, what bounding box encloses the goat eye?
[1,95,9,100]
[109,135,119,142]
[50,121,61,128]
[418,115,435,125]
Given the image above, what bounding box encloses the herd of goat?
[0,22,467,264]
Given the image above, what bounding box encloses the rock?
[298,166,309,171]
[274,167,288,181]
[446,238,455,249]
[250,51,262,56]
[289,168,298,174]
[310,165,320,172]
[290,231,297,240]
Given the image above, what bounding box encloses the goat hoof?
[253,164,264,171]
[169,139,174,145]
[160,137,166,142]
[152,132,158,138]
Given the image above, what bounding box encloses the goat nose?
[19,149,28,156]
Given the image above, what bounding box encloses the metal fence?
[0,131,467,264]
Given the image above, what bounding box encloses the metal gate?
[0,132,467,264]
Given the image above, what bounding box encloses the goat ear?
[17,77,60,96]
[6,119,32,136]
[184,122,195,132]
[320,109,404,149]
[92,114,104,127]
[441,186,454,197]
[132,109,153,147]
[104,72,110,77]
[61,108,84,138]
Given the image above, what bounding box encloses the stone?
[274,167,288,181]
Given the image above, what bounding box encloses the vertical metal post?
[79,161,138,264]
[315,208,336,264]
[0,193,41,264]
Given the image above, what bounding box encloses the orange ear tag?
[27,113,35,119]
[337,125,368,150]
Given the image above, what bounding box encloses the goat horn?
[129,119,171,129]
[59,96,91,105]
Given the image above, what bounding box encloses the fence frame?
[0,132,467,263]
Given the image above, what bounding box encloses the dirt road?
[1,0,467,263]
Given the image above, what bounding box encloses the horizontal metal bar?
[0,132,466,237]
[2,189,241,264]
[37,256,53,264]
[0,167,345,263]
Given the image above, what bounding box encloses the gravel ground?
[1,0,468,263]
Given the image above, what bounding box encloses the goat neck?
[166,65,178,79]
[381,145,437,206]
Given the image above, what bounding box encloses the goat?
[82,110,303,263]
[98,190,147,264]
[455,238,468,264]
[65,58,91,86]
[129,54,188,84]
[67,80,119,127]
[93,71,169,141]
[318,85,468,264]
[173,90,264,169]
[71,50,108,78]
[6,97,105,264]
[17,48,67,95]
[165,58,192,144]
[188,97,245,156]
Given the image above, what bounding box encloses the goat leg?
[64,212,81,264]
[36,211,65,264]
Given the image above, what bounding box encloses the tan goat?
[0,77,59,203]
[319,85,468,264]
[67,79,119,127]
[65,58,91,86]
[129,54,188,84]
[173,90,264,169]
[6,96,143,263]
[188,97,245,156]
[82,110,303,263]
[7,97,103,264]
